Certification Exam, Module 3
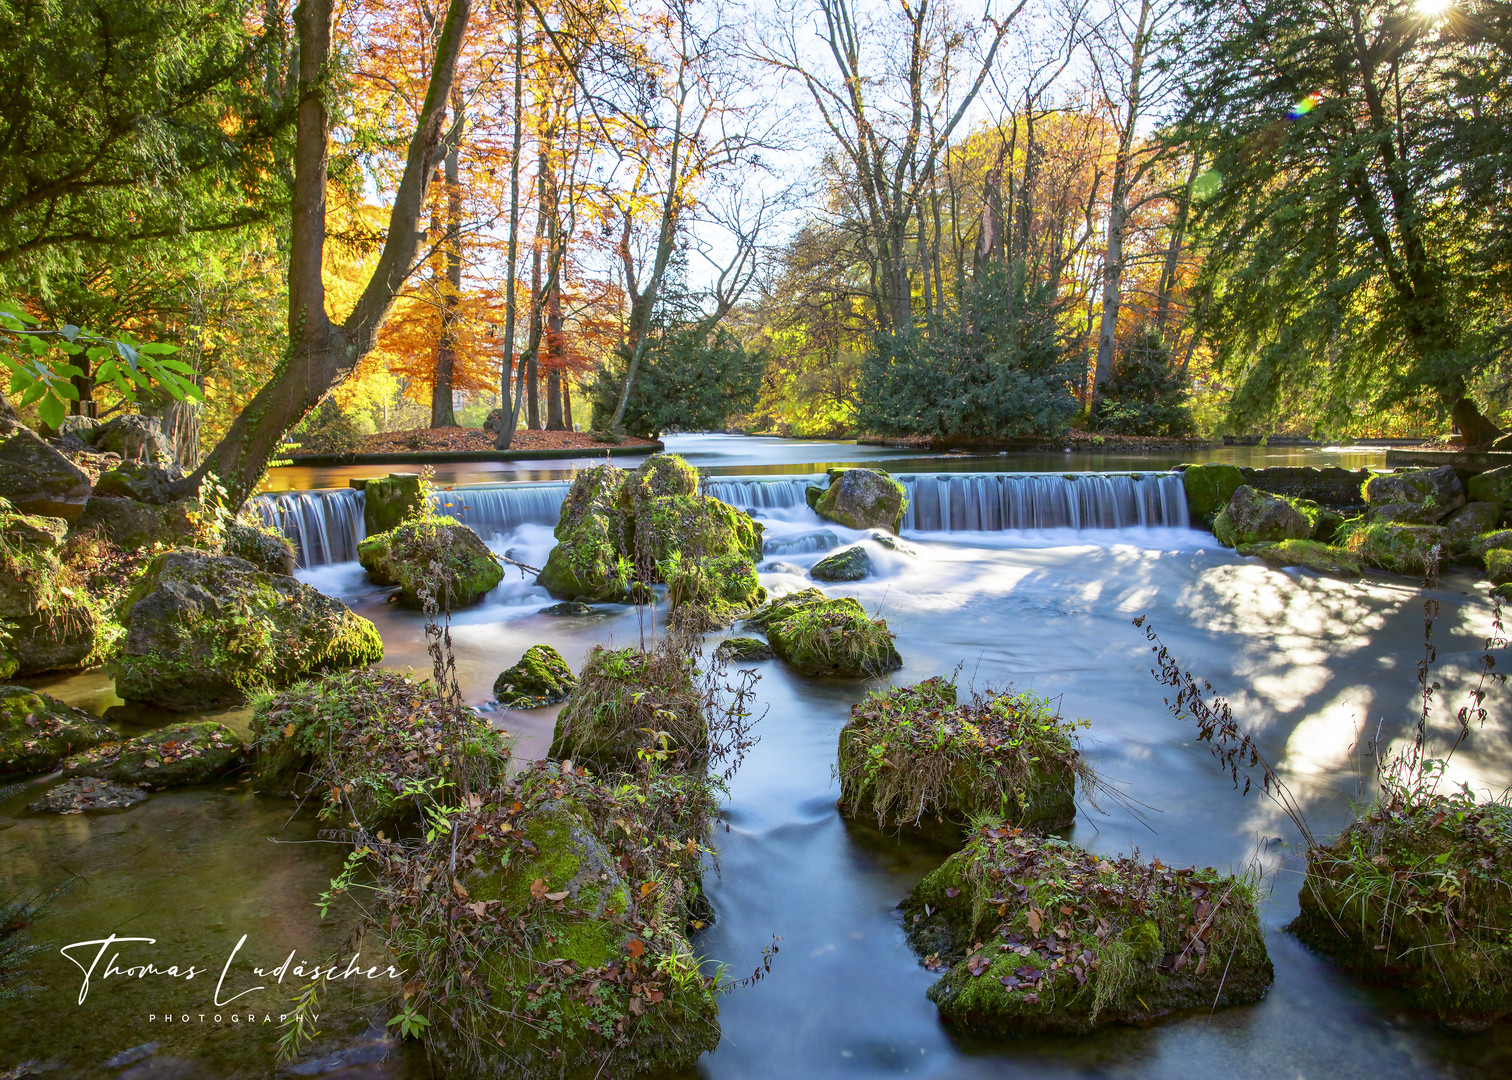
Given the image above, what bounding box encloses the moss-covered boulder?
[224,519,297,575]
[715,636,774,662]
[538,456,764,617]
[1370,501,1445,526]
[361,473,425,536]
[92,462,183,504]
[839,679,1082,836]
[904,825,1272,1036]
[1444,503,1502,556]
[494,644,576,708]
[73,495,202,550]
[0,501,107,675]
[747,589,901,677]
[550,644,705,773]
[1343,523,1447,577]
[251,667,512,825]
[810,545,872,582]
[0,426,92,520]
[115,550,384,711]
[1289,797,1512,1030]
[1179,463,1244,521]
[358,516,502,608]
[1467,466,1512,507]
[1364,466,1464,520]
[813,468,907,533]
[1212,486,1311,548]
[1486,548,1512,586]
[1236,539,1362,577]
[62,721,245,789]
[1460,528,1512,564]
[380,764,720,1080]
[0,685,112,776]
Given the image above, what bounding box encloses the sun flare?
[1416,0,1453,16]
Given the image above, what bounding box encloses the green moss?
[0,685,112,776]
[838,678,1085,835]
[715,636,774,662]
[1212,486,1311,548]
[494,644,576,708]
[550,645,706,773]
[1342,522,1448,577]
[1487,548,1512,586]
[62,721,245,789]
[813,468,907,532]
[1180,463,1243,521]
[750,590,902,677]
[250,667,512,826]
[810,545,871,582]
[1288,796,1512,1029]
[903,825,1272,1036]
[1237,539,1363,577]
[358,516,503,608]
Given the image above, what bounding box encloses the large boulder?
[0,685,112,776]
[904,826,1272,1036]
[550,644,705,772]
[62,720,245,789]
[73,495,199,550]
[1239,465,1371,510]
[223,519,297,575]
[812,467,907,533]
[0,500,105,675]
[1363,466,1464,519]
[0,426,92,520]
[1467,466,1512,507]
[536,464,635,602]
[251,667,511,825]
[1345,524,1447,578]
[810,545,872,582]
[1444,502,1502,556]
[92,462,184,504]
[494,644,576,708]
[1289,797,1512,1030]
[1179,463,1243,521]
[114,550,384,710]
[838,678,1081,836]
[746,588,901,677]
[90,414,175,464]
[1237,540,1362,578]
[358,517,503,608]
[1485,548,1512,586]
[1211,486,1311,548]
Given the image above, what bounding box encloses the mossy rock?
[391,773,721,1080]
[1236,540,1362,578]
[1309,505,1347,544]
[362,474,425,536]
[224,519,297,575]
[358,516,503,608]
[62,720,245,789]
[810,545,872,582]
[250,667,512,826]
[1467,466,1512,507]
[537,465,635,602]
[114,550,384,711]
[1363,466,1464,519]
[749,590,901,677]
[550,645,706,773]
[1444,503,1502,556]
[813,468,907,532]
[715,636,774,662]
[839,678,1081,836]
[494,644,576,708]
[0,503,110,675]
[1180,463,1243,521]
[1343,523,1447,578]
[1289,797,1512,1030]
[1370,501,1445,526]
[73,495,201,550]
[1459,528,1512,564]
[1212,486,1311,548]
[0,685,112,776]
[622,452,698,502]
[1486,548,1512,586]
[28,776,147,813]
[92,462,183,505]
[904,825,1272,1036]
[664,550,766,623]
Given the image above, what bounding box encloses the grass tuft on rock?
[1288,793,1512,1030]
[358,515,503,608]
[903,823,1272,1036]
[746,588,901,677]
[838,678,1088,835]
[494,644,576,708]
[550,640,706,773]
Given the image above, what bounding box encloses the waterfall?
[256,471,1189,568]
[251,488,366,567]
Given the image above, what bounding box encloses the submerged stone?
[494,644,576,708]
[550,644,705,772]
[1236,539,1362,577]
[747,589,901,677]
[838,678,1082,835]
[0,685,112,776]
[1289,797,1512,1030]
[114,550,383,711]
[812,468,907,532]
[538,601,601,616]
[251,667,512,826]
[28,776,147,814]
[1212,486,1311,548]
[1179,463,1243,521]
[715,636,774,662]
[810,545,872,582]
[62,721,245,789]
[904,826,1272,1036]
[358,516,503,608]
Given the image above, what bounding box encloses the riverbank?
[287,428,663,466]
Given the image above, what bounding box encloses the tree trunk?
[544,279,564,430]
[563,376,573,430]
[431,121,463,429]
[189,0,472,504]
[493,0,525,450]
[1452,394,1502,449]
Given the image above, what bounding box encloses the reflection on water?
[8,450,1512,1079]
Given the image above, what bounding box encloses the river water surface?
[3,435,1509,1079]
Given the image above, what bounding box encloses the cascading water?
[258,472,1189,568]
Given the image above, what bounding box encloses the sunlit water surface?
[6,436,1511,1079]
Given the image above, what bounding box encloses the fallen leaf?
[1026,908,1043,934]
[639,881,657,897]
[626,938,645,958]
[966,954,991,977]
[529,877,548,900]
[545,890,570,902]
